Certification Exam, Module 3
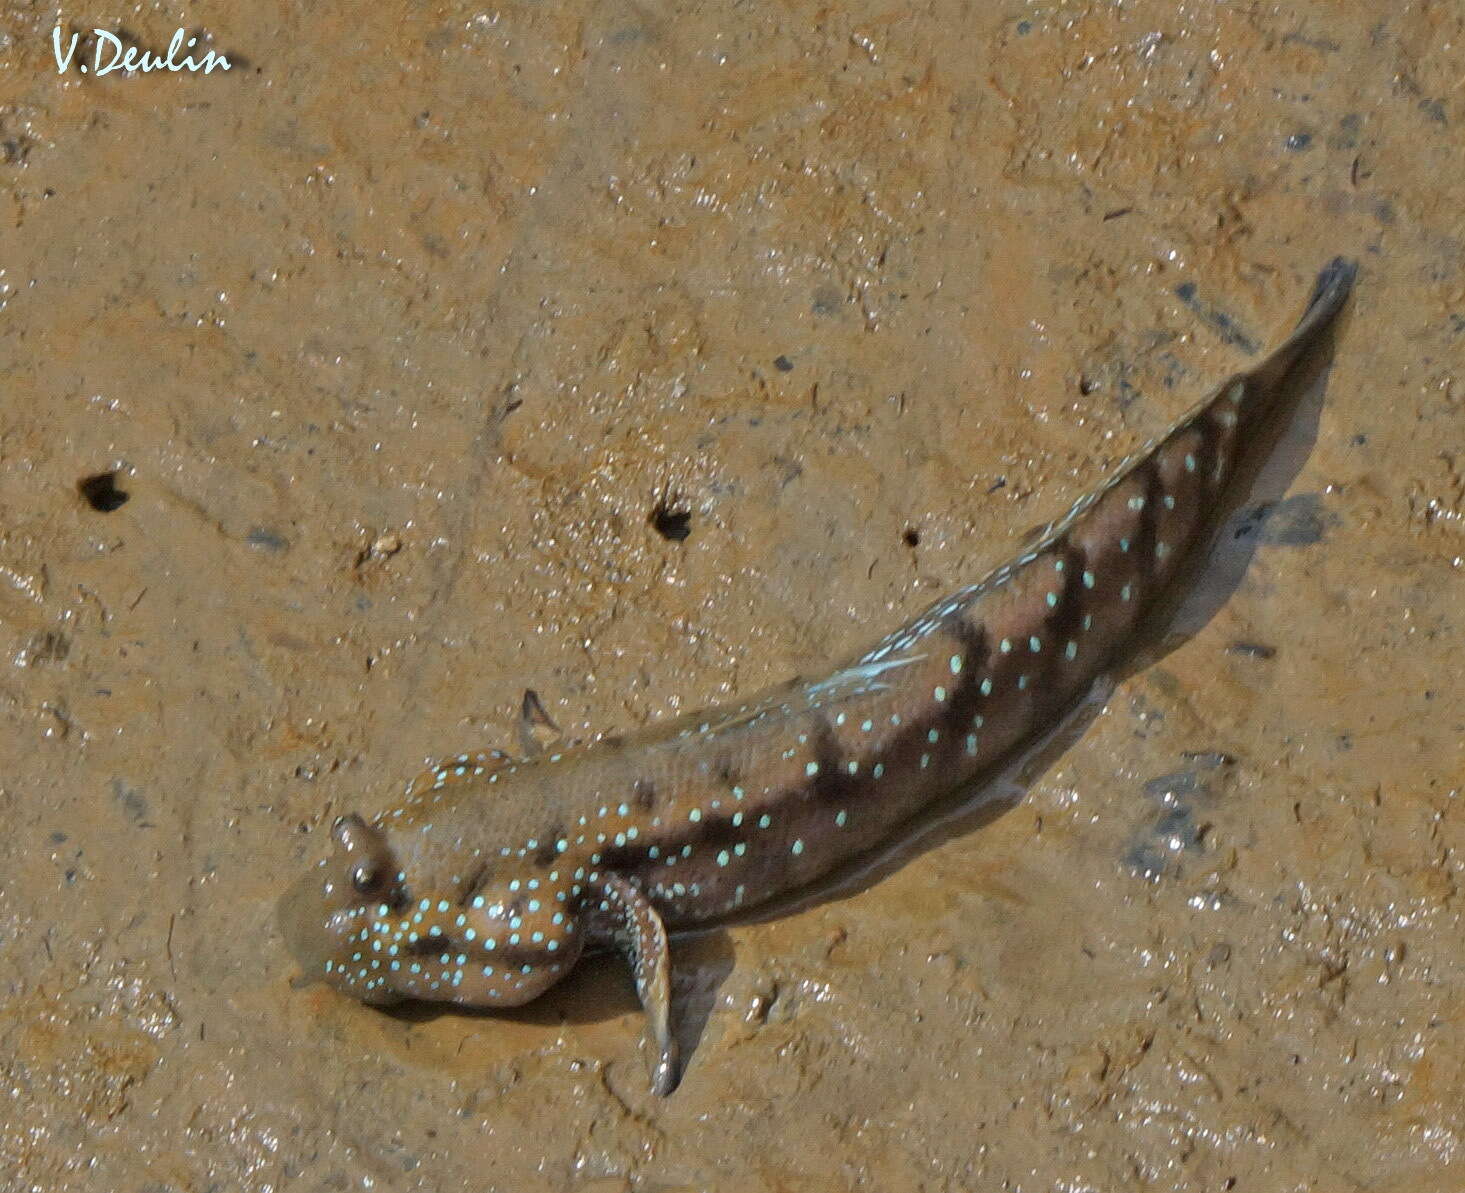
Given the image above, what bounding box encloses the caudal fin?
[1246,257,1357,394]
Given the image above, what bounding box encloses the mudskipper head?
[280,812,409,1005]
[281,812,586,1007]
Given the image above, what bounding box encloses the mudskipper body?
[283,260,1356,1094]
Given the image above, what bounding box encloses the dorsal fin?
[518,688,563,757]
[403,748,513,798]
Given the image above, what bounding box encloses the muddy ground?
[2,1,1464,1189]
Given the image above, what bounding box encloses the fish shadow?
[375,926,735,1082]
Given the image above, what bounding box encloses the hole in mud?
[903,527,921,548]
[650,498,692,542]
[78,471,128,512]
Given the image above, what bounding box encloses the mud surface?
[3,2,1464,1189]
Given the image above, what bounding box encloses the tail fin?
[1245,257,1357,395]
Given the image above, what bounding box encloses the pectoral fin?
[594,872,679,1095]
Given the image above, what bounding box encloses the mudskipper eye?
[351,864,380,894]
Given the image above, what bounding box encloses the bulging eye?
[351,864,380,894]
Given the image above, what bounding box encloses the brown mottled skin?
[282,260,1355,1094]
